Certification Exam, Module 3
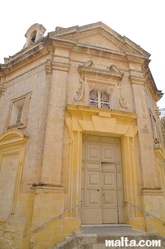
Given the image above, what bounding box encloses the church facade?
[0,22,165,249]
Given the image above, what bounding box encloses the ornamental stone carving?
[74,77,85,101]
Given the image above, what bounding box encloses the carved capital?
[45,59,52,74]
[52,61,70,72]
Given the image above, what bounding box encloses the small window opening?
[16,106,23,124]
[89,90,110,109]
[89,90,98,107]
[30,31,37,44]
[101,92,110,109]
[31,35,36,43]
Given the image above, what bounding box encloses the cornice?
[4,63,48,86]
[51,39,74,50]
[124,36,150,58]
[142,186,163,196]
[72,42,148,61]
[0,84,6,97]
[0,38,51,75]
[0,70,5,78]
[52,61,70,72]
[0,37,73,76]
[52,22,150,58]
[66,104,137,122]
[0,35,149,79]
[142,62,163,101]
[45,59,53,74]
[125,54,147,63]
[129,75,146,85]
[50,35,149,61]
[0,70,5,93]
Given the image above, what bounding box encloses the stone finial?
[24,23,46,48]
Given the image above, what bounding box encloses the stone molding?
[142,63,163,101]
[78,60,124,82]
[5,92,32,130]
[52,61,71,72]
[75,61,125,108]
[0,83,6,97]
[74,77,85,101]
[142,187,163,196]
[0,129,28,217]
[0,128,28,147]
[118,83,128,108]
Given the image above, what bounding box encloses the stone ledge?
[142,186,164,196]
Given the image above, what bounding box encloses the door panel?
[87,190,100,206]
[101,145,115,162]
[87,144,100,161]
[87,171,100,188]
[102,163,118,223]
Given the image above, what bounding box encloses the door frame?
[66,104,138,224]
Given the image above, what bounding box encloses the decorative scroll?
[149,109,160,144]
[118,84,128,108]
[74,77,85,101]
[88,83,94,91]
[83,60,94,68]
[107,86,113,96]
[107,65,124,78]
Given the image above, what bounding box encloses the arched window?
[30,30,37,44]
[89,90,110,109]
[24,24,46,48]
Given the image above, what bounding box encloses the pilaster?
[41,48,71,186]
[130,74,159,187]
[30,48,71,249]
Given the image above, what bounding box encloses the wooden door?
[81,135,124,224]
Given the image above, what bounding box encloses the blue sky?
[1,0,165,108]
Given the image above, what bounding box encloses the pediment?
[76,32,125,52]
[51,22,150,58]
[78,60,124,82]
[0,129,28,146]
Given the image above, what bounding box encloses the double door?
[81,135,124,224]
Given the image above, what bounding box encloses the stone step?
[80,224,136,235]
[81,224,131,228]
[51,225,165,249]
